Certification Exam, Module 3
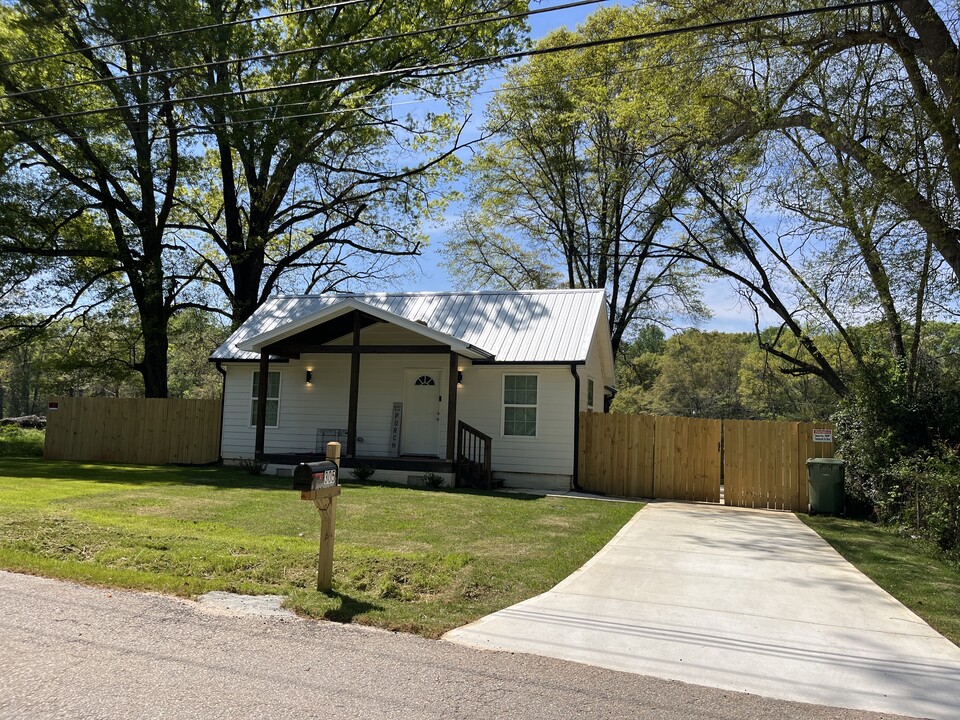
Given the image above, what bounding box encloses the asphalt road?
[0,571,909,720]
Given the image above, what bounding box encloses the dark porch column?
[254,350,269,457]
[446,351,458,462]
[347,311,361,458]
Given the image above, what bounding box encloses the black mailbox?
[293,461,339,491]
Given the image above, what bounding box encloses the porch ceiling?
[263,311,381,357]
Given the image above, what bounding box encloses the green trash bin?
[807,458,845,514]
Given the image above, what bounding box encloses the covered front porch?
[243,304,494,488]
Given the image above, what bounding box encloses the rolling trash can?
[806,458,845,514]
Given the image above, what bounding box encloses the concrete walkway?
[445,502,960,719]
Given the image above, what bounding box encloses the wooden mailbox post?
[296,442,342,592]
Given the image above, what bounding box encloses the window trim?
[250,370,282,428]
[501,373,539,438]
[587,377,595,411]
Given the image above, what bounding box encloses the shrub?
[836,359,960,555]
[0,426,45,457]
[349,464,376,483]
[236,457,266,475]
[423,473,446,489]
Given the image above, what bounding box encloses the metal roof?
[210,289,608,364]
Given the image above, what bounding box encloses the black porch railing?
[456,420,493,491]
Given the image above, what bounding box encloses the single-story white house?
[209,289,615,490]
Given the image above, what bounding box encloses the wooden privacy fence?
[44,397,221,465]
[578,412,835,511]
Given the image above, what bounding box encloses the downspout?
[570,363,581,492]
[215,361,226,464]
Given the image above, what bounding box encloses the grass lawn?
[801,514,960,647]
[0,458,639,637]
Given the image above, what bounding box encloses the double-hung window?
[503,375,537,437]
[250,371,281,427]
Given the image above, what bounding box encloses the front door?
[402,368,441,456]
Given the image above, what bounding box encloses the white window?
[587,378,595,411]
[503,375,537,437]
[250,371,281,427]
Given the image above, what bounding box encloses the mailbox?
[293,460,339,491]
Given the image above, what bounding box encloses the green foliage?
[737,330,844,421]
[0,426,43,457]
[349,464,376,483]
[236,458,266,476]
[613,326,841,420]
[835,355,960,553]
[0,307,225,407]
[422,473,445,489]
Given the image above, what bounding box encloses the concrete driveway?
[445,502,960,720]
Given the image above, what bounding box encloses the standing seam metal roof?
[210,289,608,363]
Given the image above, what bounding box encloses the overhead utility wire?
[1,0,611,102]
[138,40,749,141]
[0,0,894,131]
[17,36,735,140]
[184,37,747,132]
[0,0,371,70]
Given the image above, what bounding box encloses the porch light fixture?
[457,370,463,386]
[306,370,313,384]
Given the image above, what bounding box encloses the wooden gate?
[724,420,835,511]
[578,412,834,511]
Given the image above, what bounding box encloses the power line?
[0,0,610,104]
[179,39,747,135]
[0,0,371,71]
[0,0,894,132]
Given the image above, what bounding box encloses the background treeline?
[613,325,838,421]
[0,308,226,417]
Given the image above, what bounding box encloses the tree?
[644,330,752,419]
[442,6,711,357]
[172,0,529,326]
[0,0,195,396]
[672,0,960,286]
[0,0,529,397]
[738,329,842,421]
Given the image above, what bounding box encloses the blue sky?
[405,2,770,334]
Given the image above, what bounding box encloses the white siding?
[221,354,452,459]
[221,356,350,458]
[578,304,617,412]
[355,354,451,458]
[457,363,576,478]
[224,357,576,482]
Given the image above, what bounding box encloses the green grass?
[0,426,44,457]
[0,458,639,637]
[801,514,960,646]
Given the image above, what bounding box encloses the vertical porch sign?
[297,441,342,592]
[389,402,403,457]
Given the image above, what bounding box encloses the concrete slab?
[444,502,960,719]
[197,591,298,619]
